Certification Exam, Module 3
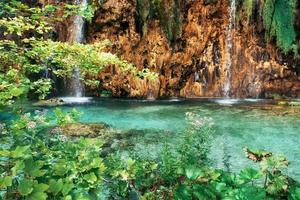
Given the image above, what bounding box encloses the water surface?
[1,98,300,180]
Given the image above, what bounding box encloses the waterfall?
[223,0,236,97]
[194,72,200,82]
[68,0,87,97]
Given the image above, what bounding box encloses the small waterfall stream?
[223,0,236,97]
[68,0,87,97]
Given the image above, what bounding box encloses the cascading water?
[223,0,236,97]
[68,0,87,97]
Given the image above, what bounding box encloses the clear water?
[1,98,300,180]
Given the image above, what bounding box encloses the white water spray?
[68,0,87,97]
[223,0,236,97]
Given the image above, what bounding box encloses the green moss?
[136,0,182,43]
[263,0,297,53]
[238,0,298,54]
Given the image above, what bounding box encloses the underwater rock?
[278,101,300,107]
[54,123,110,137]
[33,98,66,107]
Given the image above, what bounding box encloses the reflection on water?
[1,98,300,180]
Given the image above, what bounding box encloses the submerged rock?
[55,123,110,137]
[278,101,300,107]
[33,98,66,107]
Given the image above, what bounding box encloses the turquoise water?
[1,98,300,180]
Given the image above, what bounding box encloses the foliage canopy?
[0,0,156,106]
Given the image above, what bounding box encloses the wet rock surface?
[85,0,300,98]
[49,0,300,98]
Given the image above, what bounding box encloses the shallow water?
[1,98,300,180]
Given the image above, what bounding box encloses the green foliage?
[0,111,106,199]
[263,0,297,53]
[242,0,254,21]
[63,4,96,22]
[0,0,157,106]
[239,0,298,53]
[1,111,300,199]
[54,108,81,126]
[136,0,182,43]
[178,113,214,164]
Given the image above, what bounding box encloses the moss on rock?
[54,123,110,137]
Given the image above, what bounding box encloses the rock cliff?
[67,0,300,98]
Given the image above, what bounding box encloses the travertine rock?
[62,0,300,98]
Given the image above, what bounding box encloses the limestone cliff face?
[86,0,300,98]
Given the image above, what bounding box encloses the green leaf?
[26,191,48,200]
[18,178,34,196]
[90,157,102,169]
[11,160,25,176]
[239,168,262,183]
[289,186,300,200]
[83,172,97,184]
[0,176,12,188]
[193,184,217,200]
[0,150,10,157]
[48,179,63,195]
[11,145,30,158]
[34,183,49,192]
[24,158,46,177]
[64,195,72,200]
[53,161,67,176]
[236,186,266,200]
[61,182,74,196]
[10,87,24,97]
[266,175,288,195]
[174,185,192,200]
[185,165,203,180]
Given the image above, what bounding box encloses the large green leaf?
[289,186,300,200]
[48,179,63,195]
[185,165,203,180]
[238,168,262,183]
[11,160,25,176]
[192,184,217,200]
[174,185,192,200]
[24,158,46,177]
[11,145,30,158]
[0,176,12,188]
[83,172,97,184]
[26,191,48,200]
[61,182,74,196]
[18,178,34,196]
